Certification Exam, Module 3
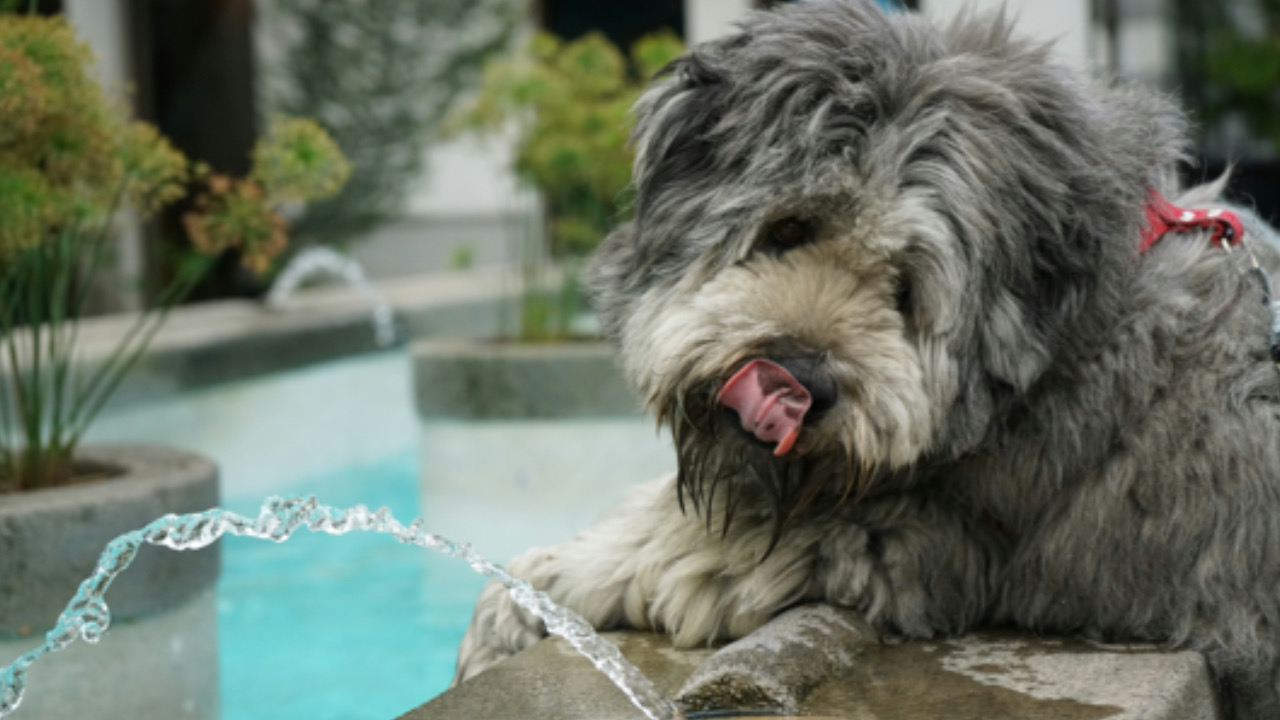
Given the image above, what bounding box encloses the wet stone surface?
[803,634,1217,720]
[676,605,875,714]
[404,613,1219,720]
[401,632,713,720]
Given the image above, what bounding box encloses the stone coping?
[15,268,521,406]
[0,588,220,720]
[404,620,1218,720]
[0,445,220,638]
[412,338,639,420]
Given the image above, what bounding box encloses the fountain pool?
[72,349,673,720]
[216,453,481,720]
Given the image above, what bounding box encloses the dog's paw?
[451,555,552,686]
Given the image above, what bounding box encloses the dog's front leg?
[815,493,1001,639]
[453,473,827,684]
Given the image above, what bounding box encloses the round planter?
[0,445,221,720]
[411,338,675,561]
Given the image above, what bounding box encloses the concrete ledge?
[676,605,876,713]
[402,633,712,720]
[63,268,520,407]
[0,445,220,638]
[404,625,1219,720]
[0,587,219,720]
[413,339,638,420]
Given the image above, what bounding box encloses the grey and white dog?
[456,2,1280,716]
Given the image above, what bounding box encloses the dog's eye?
[894,275,914,318]
[762,217,816,253]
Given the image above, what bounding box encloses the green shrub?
[0,15,349,492]
[1194,0,1280,155]
[452,29,684,341]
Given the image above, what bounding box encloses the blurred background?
[2,2,1278,720]
[33,0,1280,314]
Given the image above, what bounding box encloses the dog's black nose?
[774,356,838,420]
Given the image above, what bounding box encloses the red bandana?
[1139,190,1245,254]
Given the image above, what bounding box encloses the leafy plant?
[449,243,477,270]
[451,30,684,342]
[0,15,349,493]
[1182,0,1280,156]
[259,0,521,250]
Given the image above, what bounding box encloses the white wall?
[64,0,130,89]
[407,136,535,218]
[64,0,146,311]
[920,0,1092,70]
[685,0,756,43]
[1114,15,1169,82]
[351,128,540,277]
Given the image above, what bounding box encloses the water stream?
[0,495,680,720]
[265,247,397,347]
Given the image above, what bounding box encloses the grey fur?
[455,3,1280,717]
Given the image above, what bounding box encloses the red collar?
[1139,190,1244,254]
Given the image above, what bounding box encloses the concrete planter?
[412,338,642,420]
[412,338,675,561]
[0,445,221,720]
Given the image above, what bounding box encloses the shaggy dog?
[455,2,1280,716]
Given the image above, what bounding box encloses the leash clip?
[1139,192,1246,254]
[1139,190,1280,376]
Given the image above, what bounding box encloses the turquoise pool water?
[85,349,674,720]
[217,451,485,720]
[89,352,480,720]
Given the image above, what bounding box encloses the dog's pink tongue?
[717,359,812,456]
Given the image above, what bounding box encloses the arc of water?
[0,496,678,720]
[266,247,397,347]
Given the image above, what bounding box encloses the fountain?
[1,491,1198,720]
[0,495,680,720]
[266,247,397,347]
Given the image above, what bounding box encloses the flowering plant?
[0,16,349,492]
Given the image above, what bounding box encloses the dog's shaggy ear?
[585,222,640,345]
[630,46,735,244]
[586,40,743,347]
[586,41,742,319]
[893,11,1192,456]
[634,41,733,188]
[930,12,1187,387]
